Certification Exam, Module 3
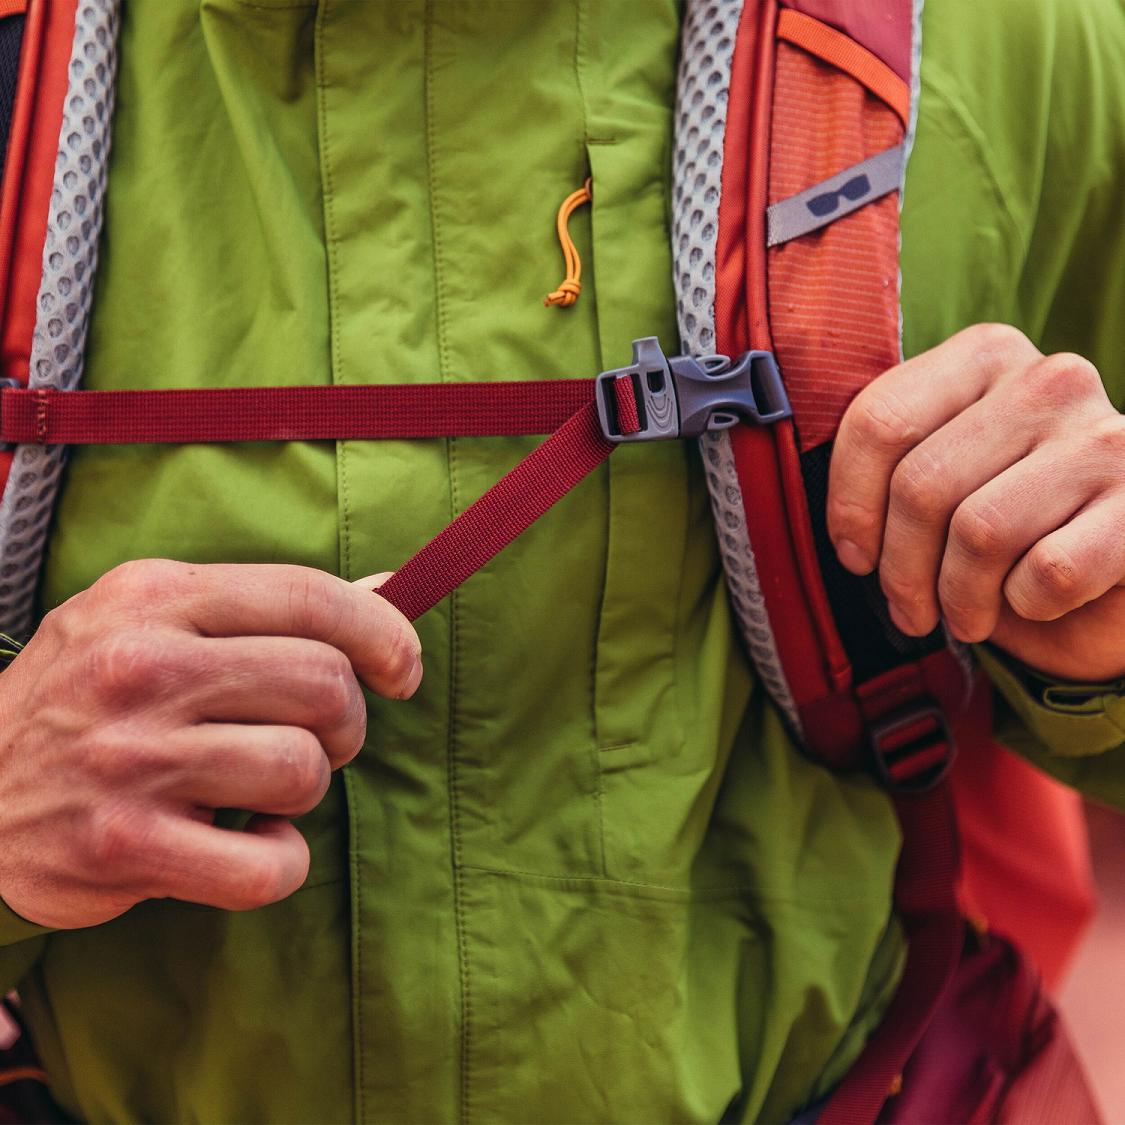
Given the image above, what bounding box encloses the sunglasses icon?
[806,173,872,218]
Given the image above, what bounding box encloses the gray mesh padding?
[0,0,121,638]
[673,0,803,735]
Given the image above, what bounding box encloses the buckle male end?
[595,337,791,444]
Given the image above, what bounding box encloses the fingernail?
[354,572,395,590]
[944,620,975,644]
[887,601,916,635]
[835,539,874,575]
[400,658,424,700]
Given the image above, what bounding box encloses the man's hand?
[827,324,1125,682]
[0,561,422,929]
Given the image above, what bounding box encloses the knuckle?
[963,323,1036,373]
[97,558,189,607]
[86,632,169,703]
[935,576,984,635]
[879,568,928,612]
[1023,353,1103,410]
[950,501,1010,560]
[377,619,422,690]
[34,601,77,650]
[310,656,361,731]
[826,495,881,542]
[85,802,150,874]
[890,452,950,523]
[1087,414,1125,461]
[234,854,290,910]
[286,568,346,643]
[1012,543,1082,616]
[276,730,330,806]
[852,388,923,451]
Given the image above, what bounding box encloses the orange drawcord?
[0,1066,50,1088]
[544,178,592,308]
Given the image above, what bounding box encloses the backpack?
[0,0,1101,1121]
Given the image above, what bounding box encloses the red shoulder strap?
[713,3,973,1120]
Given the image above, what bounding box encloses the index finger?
[154,562,422,700]
[827,325,1040,574]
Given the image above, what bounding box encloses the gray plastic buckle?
[595,337,791,444]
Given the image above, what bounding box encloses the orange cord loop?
[0,1065,50,1088]
[544,178,592,308]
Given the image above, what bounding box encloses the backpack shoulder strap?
[675,5,971,1120]
[676,0,965,774]
[0,0,120,638]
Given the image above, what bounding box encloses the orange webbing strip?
[776,9,910,125]
[0,0,28,18]
[543,178,592,308]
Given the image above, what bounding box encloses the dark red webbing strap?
[0,378,630,622]
[377,402,615,621]
[817,784,963,1123]
[0,381,595,444]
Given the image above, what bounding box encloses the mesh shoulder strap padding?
[674,0,804,735]
[0,0,121,638]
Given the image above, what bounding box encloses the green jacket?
[1,1,1123,1121]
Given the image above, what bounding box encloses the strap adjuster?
[869,703,956,795]
[595,337,792,443]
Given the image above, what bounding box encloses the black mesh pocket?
[800,440,944,682]
[0,13,25,184]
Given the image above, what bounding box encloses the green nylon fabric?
[0,0,1122,1121]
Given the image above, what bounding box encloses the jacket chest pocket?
[585,141,686,755]
[585,139,744,888]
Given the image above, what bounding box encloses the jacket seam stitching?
[314,6,362,1121]
[423,6,472,1121]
